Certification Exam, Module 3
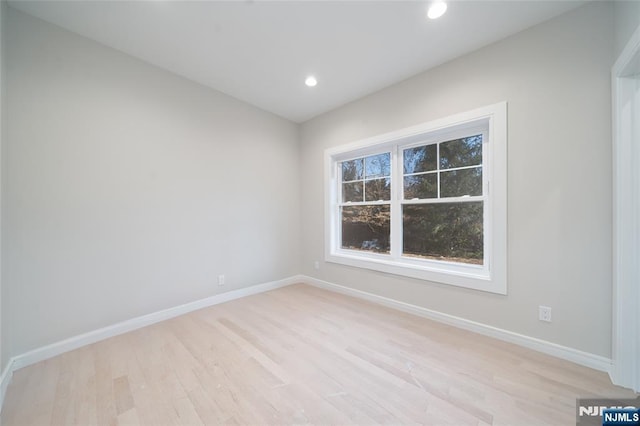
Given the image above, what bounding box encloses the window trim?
[324,102,507,294]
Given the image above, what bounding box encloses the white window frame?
[324,102,507,294]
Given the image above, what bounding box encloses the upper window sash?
[401,131,487,203]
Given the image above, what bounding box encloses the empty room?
[0,0,639,424]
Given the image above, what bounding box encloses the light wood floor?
[1,284,635,425]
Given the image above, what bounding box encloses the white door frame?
[611,23,640,392]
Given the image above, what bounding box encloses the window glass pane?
[403,202,483,264]
[342,182,363,202]
[365,153,391,178]
[440,167,482,198]
[440,135,483,169]
[342,159,363,181]
[404,145,437,174]
[342,205,390,253]
[365,178,391,201]
[404,174,437,199]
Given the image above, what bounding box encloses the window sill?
[326,250,506,295]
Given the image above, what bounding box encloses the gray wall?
[0,0,4,373]
[614,1,640,57]
[300,2,615,357]
[3,9,300,358]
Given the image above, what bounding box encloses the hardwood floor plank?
[113,376,135,416]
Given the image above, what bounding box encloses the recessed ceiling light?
[427,1,447,19]
[305,76,318,87]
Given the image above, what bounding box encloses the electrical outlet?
[314,261,320,270]
[218,274,225,286]
[539,305,552,322]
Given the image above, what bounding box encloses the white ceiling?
[8,0,586,123]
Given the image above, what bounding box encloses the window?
[325,103,507,294]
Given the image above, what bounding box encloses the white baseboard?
[0,358,15,411]
[1,273,613,413]
[0,275,303,412]
[301,275,612,373]
[11,275,303,373]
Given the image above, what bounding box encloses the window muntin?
[325,102,507,294]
